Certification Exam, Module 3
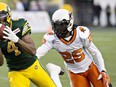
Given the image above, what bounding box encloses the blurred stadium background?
[0,0,116,87]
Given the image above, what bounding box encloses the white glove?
[3,26,19,43]
[97,71,110,87]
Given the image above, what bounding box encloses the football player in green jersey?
[0,2,56,87]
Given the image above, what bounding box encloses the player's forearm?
[93,51,106,72]
[0,48,4,66]
[87,43,106,72]
[0,57,4,66]
[36,44,50,59]
[17,39,36,56]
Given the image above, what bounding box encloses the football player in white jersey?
[36,9,112,87]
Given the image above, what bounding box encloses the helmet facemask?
[0,11,8,25]
[52,19,70,38]
[0,3,12,28]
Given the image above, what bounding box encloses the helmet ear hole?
[67,13,73,32]
[69,13,73,20]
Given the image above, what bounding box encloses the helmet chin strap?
[66,27,74,38]
[67,22,73,32]
[62,30,72,38]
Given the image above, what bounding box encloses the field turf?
[0,27,116,87]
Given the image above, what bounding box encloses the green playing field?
[0,27,116,87]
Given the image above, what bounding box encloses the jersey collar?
[59,28,76,45]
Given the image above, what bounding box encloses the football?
[0,24,5,41]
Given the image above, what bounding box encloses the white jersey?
[36,25,106,73]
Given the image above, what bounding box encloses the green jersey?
[0,18,37,71]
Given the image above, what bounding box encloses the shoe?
[59,68,64,75]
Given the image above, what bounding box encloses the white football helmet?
[52,9,73,38]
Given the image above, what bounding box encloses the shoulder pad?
[77,26,90,39]
[13,18,27,22]
[44,32,55,42]
[19,18,27,22]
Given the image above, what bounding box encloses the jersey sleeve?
[87,42,106,72]
[20,19,31,37]
[36,33,54,59]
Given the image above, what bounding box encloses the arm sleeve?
[36,41,52,59]
[87,42,106,72]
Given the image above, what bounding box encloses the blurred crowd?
[1,0,116,27]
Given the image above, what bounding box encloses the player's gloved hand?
[3,26,19,43]
[98,71,110,87]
